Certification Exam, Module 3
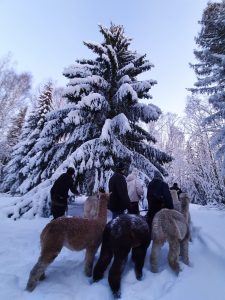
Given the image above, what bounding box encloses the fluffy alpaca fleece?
[170,190,192,241]
[93,214,150,299]
[83,193,99,219]
[170,189,181,212]
[179,193,191,223]
[26,192,110,292]
[150,208,189,274]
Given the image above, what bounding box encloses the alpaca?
[83,193,99,219]
[26,192,110,292]
[170,190,192,241]
[170,189,181,212]
[83,188,105,219]
[93,214,150,299]
[150,208,189,274]
[179,192,191,224]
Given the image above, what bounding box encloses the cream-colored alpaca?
[83,193,99,219]
[170,189,181,212]
[26,192,110,292]
[150,208,189,274]
[170,190,192,240]
[179,193,191,224]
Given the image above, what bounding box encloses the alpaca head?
[99,191,111,205]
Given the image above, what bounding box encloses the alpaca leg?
[93,244,113,282]
[26,258,48,292]
[39,273,46,281]
[150,241,161,273]
[84,246,98,277]
[168,240,180,274]
[108,249,129,298]
[180,238,189,265]
[26,252,58,292]
[188,217,192,242]
[26,245,62,291]
[132,245,148,280]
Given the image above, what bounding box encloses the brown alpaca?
[150,208,189,274]
[26,192,110,292]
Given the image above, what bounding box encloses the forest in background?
[0,1,224,218]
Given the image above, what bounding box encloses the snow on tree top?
[115,83,138,103]
[77,93,107,111]
[69,75,109,90]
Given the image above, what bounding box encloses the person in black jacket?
[108,162,130,219]
[146,170,174,227]
[50,167,78,219]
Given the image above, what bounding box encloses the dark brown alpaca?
[26,192,110,292]
[93,214,150,299]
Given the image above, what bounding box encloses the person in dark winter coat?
[108,162,131,219]
[170,182,182,197]
[146,170,174,227]
[50,167,78,219]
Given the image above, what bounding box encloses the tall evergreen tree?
[9,24,172,196]
[2,82,53,194]
[189,1,225,176]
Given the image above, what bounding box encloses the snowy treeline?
[148,97,225,205]
[0,54,31,175]
[148,1,225,206]
[1,4,225,219]
[188,1,225,204]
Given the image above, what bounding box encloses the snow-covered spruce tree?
[26,24,172,196]
[2,82,53,194]
[189,1,225,177]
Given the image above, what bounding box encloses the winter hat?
[67,167,75,175]
[115,162,126,171]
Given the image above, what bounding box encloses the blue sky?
[0,0,209,115]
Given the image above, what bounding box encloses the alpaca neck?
[96,198,108,224]
[181,196,189,223]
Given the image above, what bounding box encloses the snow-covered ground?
[0,195,225,300]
